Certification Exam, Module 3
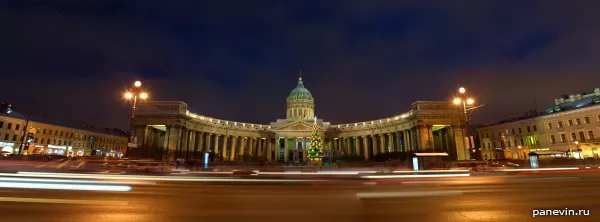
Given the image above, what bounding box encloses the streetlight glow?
[459,87,466,94]
[467,98,474,105]
[134,81,142,87]
[124,92,133,99]
[140,92,148,99]
[453,98,461,105]
[575,141,579,145]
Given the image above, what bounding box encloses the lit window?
[588,131,595,140]
[550,135,556,144]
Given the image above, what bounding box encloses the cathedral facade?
[132,77,470,162]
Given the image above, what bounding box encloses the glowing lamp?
[453,98,461,105]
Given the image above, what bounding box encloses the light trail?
[356,190,463,199]
[0,197,129,205]
[392,170,470,173]
[361,173,471,179]
[0,176,156,185]
[0,182,132,192]
[14,172,324,182]
[497,167,579,172]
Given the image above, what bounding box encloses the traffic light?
[1,103,13,114]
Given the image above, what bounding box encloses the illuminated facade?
[132,76,469,162]
[0,114,128,157]
[477,88,600,160]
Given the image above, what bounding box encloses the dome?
[286,77,314,101]
[286,75,315,120]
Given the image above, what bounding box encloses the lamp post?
[574,141,579,159]
[123,80,149,158]
[452,87,484,160]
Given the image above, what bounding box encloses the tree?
[307,116,324,161]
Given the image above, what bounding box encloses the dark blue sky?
[2,0,600,129]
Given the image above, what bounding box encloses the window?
[584,117,590,124]
[48,130,52,135]
[0,122,3,128]
[43,129,46,134]
[70,132,73,138]
[7,123,12,130]
[12,135,17,141]
[58,140,62,145]
[558,121,563,128]
[533,125,537,132]
[15,124,20,131]
[579,132,586,142]
[571,133,577,141]
[512,129,515,135]
[550,135,556,144]
[527,126,531,132]
[588,131,595,140]
[55,131,58,136]
[560,134,566,143]
[60,131,63,137]
[520,138,524,146]
[40,138,44,144]
[4,134,8,140]
[507,140,512,147]
[576,118,582,125]
[547,123,552,130]
[518,128,522,134]
[568,119,574,126]
[514,139,518,147]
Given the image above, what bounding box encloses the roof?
[0,112,128,137]
[287,77,314,101]
[484,95,600,127]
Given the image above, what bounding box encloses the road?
[0,172,599,222]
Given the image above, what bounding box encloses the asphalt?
[0,171,599,222]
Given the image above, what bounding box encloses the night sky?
[2,1,600,129]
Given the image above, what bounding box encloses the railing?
[331,111,414,130]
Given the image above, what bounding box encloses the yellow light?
[124,92,133,99]
[139,92,148,99]
[467,98,474,105]
[459,87,466,94]
[134,81,142,87]
[453,98,461,105]
[575,141,579,145]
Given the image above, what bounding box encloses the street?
[0,171,598,222]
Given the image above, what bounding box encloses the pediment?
[275,121,314,131]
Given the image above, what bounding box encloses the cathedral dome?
[286,77,314,102]
[286,75,314,120]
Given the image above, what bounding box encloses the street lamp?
[574,141,579,159]
[123,80,149,158]
[452,87,484,160]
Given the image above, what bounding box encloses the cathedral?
[132,76,469,162]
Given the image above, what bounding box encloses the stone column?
[266,138,272,161]
[361,136,368,160]
[204,133,211,153]
[453,125,469,160]
[371,135,377,156]
[411,128,418,152]
[275,137,280,161]
[229,136,236,161]
[377,134,384,154]
[353,137,360,157]
[178,127,188,160]
[387,133,393,153]
[257,138,262,158]
[222,135,229,161]
[213,134,219,155]
[239,137,246,157]
[284,137,289,162]
[417,125,432,152]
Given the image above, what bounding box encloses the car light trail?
[497,167,579,172]
[0,176,155,185]
[361,173,470,179]
[392,170,470,173]
[0,197,129,205]
[15,172,324,182]
[0,182,132,192]
[356,190,463,199]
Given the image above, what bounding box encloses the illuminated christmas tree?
[308,116,324,161]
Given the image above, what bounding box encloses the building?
[477,88,600,160]
[0,113,128,157]
[132,76,470,162]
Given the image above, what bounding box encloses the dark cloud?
[1,0,600,129]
